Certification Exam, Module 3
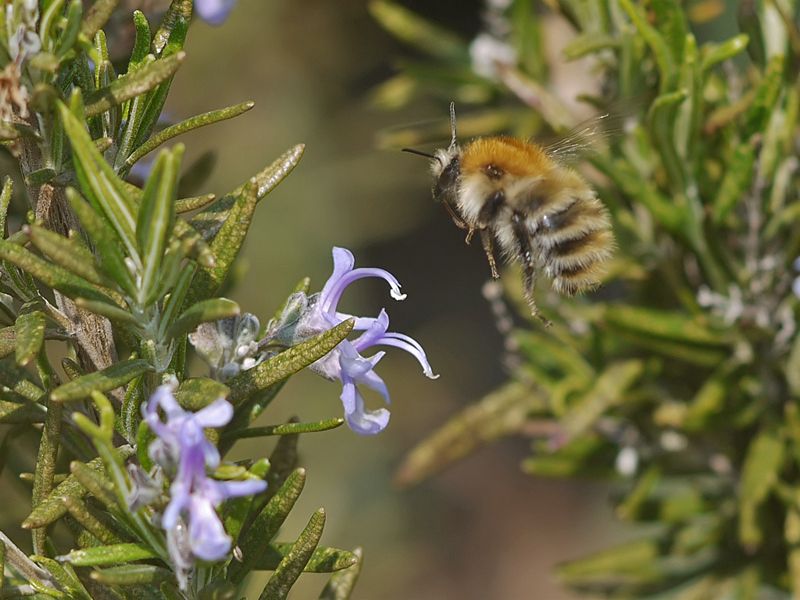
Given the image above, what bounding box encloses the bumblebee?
[406,103,614,320]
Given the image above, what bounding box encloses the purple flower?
[142,386,267,576]
[194,0,237,25]
[273,247,437,435]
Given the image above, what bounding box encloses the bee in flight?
[404,103,614,322]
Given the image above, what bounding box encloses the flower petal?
[320,247,355,302]
[187,496,231,561]
[194,0,237,26]
[357,368,391,404]
[340,379,390,435]
[214,479,268,499]
[373,332,439,379]
[193,398,233,428]
[322,268,407,315]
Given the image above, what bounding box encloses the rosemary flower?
[269,247,438,435]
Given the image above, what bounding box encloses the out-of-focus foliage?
[374,0,800,596]
[0,1,363,597]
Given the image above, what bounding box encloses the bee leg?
[465,227,476,245]
[479,228,500,279]
[472,189,505,249]
[511,212,551,327]
[441,199,469,231]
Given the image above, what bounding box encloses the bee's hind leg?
[479,228,500,279]
[511,212,551,327]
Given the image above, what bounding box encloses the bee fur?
[415,103,614,321]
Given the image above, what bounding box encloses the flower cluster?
[189,313,265,380]
[5,0,41,62]
[142,386,267,589]
[269,247,438,435]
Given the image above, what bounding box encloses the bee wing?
[542,112,623,163]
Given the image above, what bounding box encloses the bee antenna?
[402,147,442,165]
[448,101,458,148]
[401,148,435,159]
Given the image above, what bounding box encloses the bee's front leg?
[441,199,470,231]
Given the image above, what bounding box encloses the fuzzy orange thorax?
[460,137,554,178]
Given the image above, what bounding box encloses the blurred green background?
[171,2,618,598]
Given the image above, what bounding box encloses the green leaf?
[223,418,344,440]
[0,398,46,423]
[56,0,83,57]
[711,138,757,224]
[318,548,363,600]
[22,447,134,528]
[561,361,645,440]
[125,101,255,169]
[557,538,660,585]
[368,1,467,61]
[90,564,171,586]
[523,435,613,478]
[62,495,123,544]
[701,34,749,70]
[80,0,119,40]
[27,224,107,286]
[395,381,543,487]
[563,33,620,60]
[50,359,153,402]
[0,327,14,359]
[85,51,185,118]
[0,176,12,236]
[58,102,139,261]
[739,427,785,550]
[58,543,157,567]
[652,0,688,62]
[258,509,326,600]
[744,54,785,136]
[253,544,357,573]
[604,305,731,347]
[165,298,240,340]
[31,555,92,600]
[66,188,136,297]
[228,318,354,406]
[175,194,216,214]
[137,146,180,305]
[188,179,257,301]
[14,310,46,367]
[153,0,192,55]
[68,460,117,508]
[74,297,137,326]
[618,0,675,90]
[232,468,306,583]
[0,239,115,305]
[128,11,152,71]
[175,378,230,411]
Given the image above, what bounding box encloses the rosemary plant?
[373,0,800,597]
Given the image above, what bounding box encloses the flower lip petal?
[340,381,390,435]
[214,479,268,499]
[193,398,234,428]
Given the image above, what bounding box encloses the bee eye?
[483,164,504,180]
